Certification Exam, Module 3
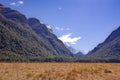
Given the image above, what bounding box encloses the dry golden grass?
[0,63,120,80]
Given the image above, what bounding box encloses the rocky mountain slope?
[88,27,120,62]
[0,4,73,62]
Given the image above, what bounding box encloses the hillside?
[28,18,73,57]
[0,4,73,62]
[87,27,120,62]
[0,4,120,62]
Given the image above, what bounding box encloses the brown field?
[0,63,120,80]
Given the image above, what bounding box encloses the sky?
[0,0,120,53]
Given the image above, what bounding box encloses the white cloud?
[59,33,81,44]
[55,27,64,31]
[10,0,24,6]
[10,2,17,6]
[46,25,52,29]
[66,28,70,30]
[46,25,54,33]
[18,1,24,5]
[55,27,70,31]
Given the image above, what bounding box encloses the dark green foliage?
[73,56,120,62]
[0,4,73,62]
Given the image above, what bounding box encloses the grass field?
[0,63,120,80]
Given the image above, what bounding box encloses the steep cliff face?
[0,4,73,62]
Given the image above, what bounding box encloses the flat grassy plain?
[0,63,120,80]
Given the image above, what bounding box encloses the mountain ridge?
[0,4,73,62]
[0,3,120,62]
[87,26,120,62]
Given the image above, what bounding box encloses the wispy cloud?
[46,25,52,29]
[66,28,70,30]
[18,1,24,5]
[55,27,64,31]
[55,27,70,31]
[59,33,81,44]
[10,0,24,6]
[10,2,16,6]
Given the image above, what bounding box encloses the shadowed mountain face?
[0,5,27,24]
[88,27,120,62]
[74,51,84,56]
[28,18,73,56]
[0,4,73,62]
[65,46,84,56]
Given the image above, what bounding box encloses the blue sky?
[0,0,120,53]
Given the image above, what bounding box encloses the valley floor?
[0,63,120,80]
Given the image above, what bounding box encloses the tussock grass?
[0,63,120,80]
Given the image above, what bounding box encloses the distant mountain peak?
[74,51,85,56]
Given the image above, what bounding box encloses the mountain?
[28,18,73,57]
[74,51,85,56]
[0,4,73,62]
[66,45,85,57]
[66,46,77,54]
[88,26,120,62]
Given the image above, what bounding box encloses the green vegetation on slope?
[0,4,73,62]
